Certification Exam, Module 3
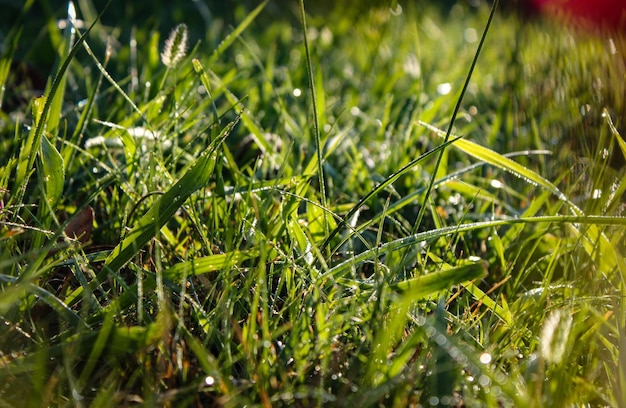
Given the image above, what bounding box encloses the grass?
[1,0,625,406]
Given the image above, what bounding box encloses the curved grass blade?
[418,120,566,200]
[325,215,626,279]
[103,117,238,273]
[162,249,259,280]
[319,135,464,254]
[328,150,551,256]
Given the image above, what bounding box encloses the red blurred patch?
[531,0,626,34]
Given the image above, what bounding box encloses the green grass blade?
[394,259,488,297]
[39,134,65,208]
[418,120,567,200]
[320,135,464,253]
[103,118,237,273]
[207,0,268,66]
[299,0,329,242]
[192,58,219,125]
[327,215,626,279]
[13,1,109,200]
[419,120,625,277]
[162,249,260,280]
[45,1,76,133]
[604,108,626,161]
[412,0,499,235]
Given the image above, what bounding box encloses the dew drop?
[591,189,602,199]
[490,179,503,189]
[479,352,492,364]
[437,83,452,95]
[464,27,477,43]
[478,374,491,387]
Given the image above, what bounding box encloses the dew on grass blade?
[591,189,602,199]
[478,374,490,387]
[490,179,503,189]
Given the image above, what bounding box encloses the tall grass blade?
[207,1,268,66]
[411,0,499,234]
[45,1,76,134]
[300,0,329,242]
[13,1,109,201]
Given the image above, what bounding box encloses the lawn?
[1,0,625,406]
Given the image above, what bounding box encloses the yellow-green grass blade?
[419,120,625,279]
[162,249,259,281]
[418,120,566,200]
[39,133,65,209]
[394,259,488,297]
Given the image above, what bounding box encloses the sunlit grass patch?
[1,0,625,406]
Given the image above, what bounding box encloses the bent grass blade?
[103,118,238,273]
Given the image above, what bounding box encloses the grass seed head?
[161,23,188,68]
